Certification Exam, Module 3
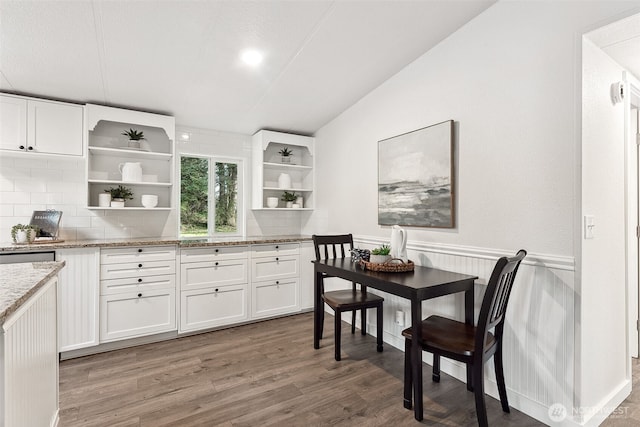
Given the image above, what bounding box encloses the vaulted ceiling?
[0,0,495,135]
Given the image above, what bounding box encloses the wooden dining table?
[313,257,478,421]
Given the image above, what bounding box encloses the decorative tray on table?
[359,258,415,272]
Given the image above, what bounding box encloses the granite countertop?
[0,261,65,326]
[0,235,312,252]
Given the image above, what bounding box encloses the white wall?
[579,38,629,421]
[308,1,640,425]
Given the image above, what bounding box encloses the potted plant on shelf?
[122,128,145,149]
[369,244,392,264]
[106,185,134,208]
[281,191,297,208]
[11,224,39,244]
[278,147,293,164]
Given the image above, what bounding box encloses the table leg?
[411,299,423,421]
[465,282,475,391]
[314,269,322,350]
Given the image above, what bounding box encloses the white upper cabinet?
[0,94,84,156]
[251,130,315,210]
[85,104,175,210]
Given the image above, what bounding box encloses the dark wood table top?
[313,257,478,300]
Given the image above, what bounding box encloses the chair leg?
[494,346,510,413]
[319,306,324,339]
[432,354,441,382]
[376,305,383,352]
[351,310,356,334]
[403,338,412,409]
[334,310,342,361]
[361,308,367,335]
[473,363,488,427]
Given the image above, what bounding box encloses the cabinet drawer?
[100,274,175,296]
[100,289,176,342]
[251,243,299,258]
[181,260,248,291]
[180,285,248,332]
[180,246,248,263]
[251,278,299,319]
[251,255,299,282]
[101,260,176,280]
[101,245,176,264]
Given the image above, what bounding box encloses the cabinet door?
[56,248,100,352]
[251,278,299,319]
[251,254,299,282]
[0,95,27,151]
[181,259,248,291]
[100,289,176,342]
[27,99,84,156]
[299,241,315,310]
[180,285,248,332]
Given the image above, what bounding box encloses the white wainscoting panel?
[340,237,577,424]
[2,278,59,427]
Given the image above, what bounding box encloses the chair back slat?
[313,234,354,261]
[475,250,526,355]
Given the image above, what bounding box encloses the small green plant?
[371,244,391,256]
[278,147,293,157]
[281,191,297,202]
[11,224,39,243]
[106,185,134,200]
[122,128,146,141]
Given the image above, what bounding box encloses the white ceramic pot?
[286,201,293,208]
[278,173,291,189]
[99,193,112,207]
[291,203,300,209]
[369,254,391,264]
[295,196,304,208]
[266,197,279,208]
[141,194,158,208]
[111,199,125,208]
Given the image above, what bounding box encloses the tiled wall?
[0,126,308,242]
[0,154,175,242]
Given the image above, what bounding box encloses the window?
[180,155,243,237]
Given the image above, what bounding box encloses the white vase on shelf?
[278,173,291,189]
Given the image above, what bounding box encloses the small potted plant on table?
[106,185,134,208]
[279,147,293,164]
[281,191,297,208]
[122,128,145,149]
[11,224,39,244]
[369,244,392,264]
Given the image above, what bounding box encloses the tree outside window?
[180,156,241,236]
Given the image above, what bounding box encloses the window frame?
[178,153,244,237]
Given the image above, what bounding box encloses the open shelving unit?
[85,104,175,210]
[252,130,315,210]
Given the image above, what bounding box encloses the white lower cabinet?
[180,285,248,331]
[56,248,100,352]
[100,289,176,342]
[99,245,177,342]
[251,278,299,319]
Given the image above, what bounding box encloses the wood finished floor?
[59,312,544,426]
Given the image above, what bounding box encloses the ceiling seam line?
[91,0,109,104]
[244,1,338,116]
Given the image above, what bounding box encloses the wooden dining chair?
[313,234,384,361]
[402,249,526,427]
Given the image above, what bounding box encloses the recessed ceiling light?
[241,50,263,66]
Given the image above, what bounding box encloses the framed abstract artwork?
[378,120,455,228]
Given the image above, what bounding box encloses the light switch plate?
[584,215,595,239]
